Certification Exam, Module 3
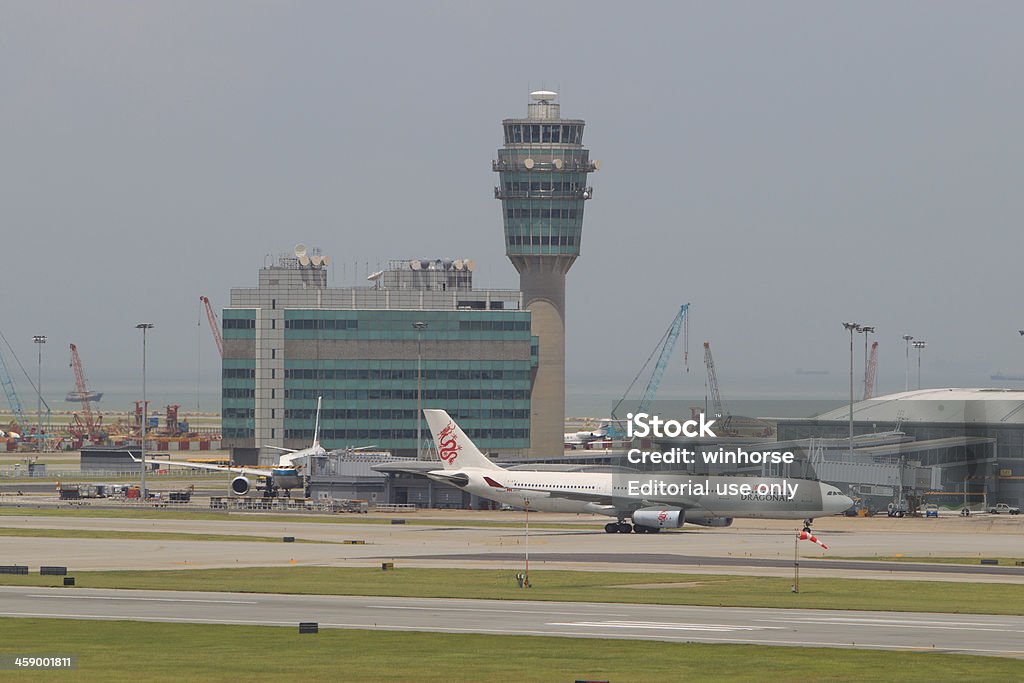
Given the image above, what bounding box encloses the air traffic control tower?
[494,91,598,457]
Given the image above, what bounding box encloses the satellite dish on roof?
[294,243,307,259]
[367,270,383,281]
[553,158,563,170]
[442,259,453,270]
[530,90,557,102]
[453,259,464,271]
[465,259,475,272]
[321,255,329,265]
[523,158,534,169]
[593,159,601,170]
[299,254,310,266]
[310,254,322,266]
[410,260,421,271]
[420,259,431,270]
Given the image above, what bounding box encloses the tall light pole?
[843,322,861,455]
[902,335,914,392]
[413,321,427,459]
[858,325,875,399]
[32,335,46,443]
[913,340,927,390]
[136,323,154,499]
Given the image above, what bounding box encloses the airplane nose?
[835,495,854,513]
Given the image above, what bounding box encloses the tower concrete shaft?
[494,91,597,456]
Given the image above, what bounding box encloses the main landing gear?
[604,520,661,534]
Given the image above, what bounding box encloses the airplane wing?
[264,446,298,453]
[127,453,273,479]
[325,445,380,456]
[371,461,439,475]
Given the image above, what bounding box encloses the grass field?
[4,566,1024,615]
[1,618,1021,682]
[0,527,329,544]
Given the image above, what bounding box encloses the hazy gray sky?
[2,1,1022,412]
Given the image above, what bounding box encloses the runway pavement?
[1,511,1023,581]
[1,586,1023,658]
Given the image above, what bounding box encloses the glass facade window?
[507,235,577,246]
[222,309,257,340]
[221,357,256,441]
[505,207,580,219]
[285,367,530,381]
[503,181,584,194]
[501,123,583,147]
[285,319,358,330]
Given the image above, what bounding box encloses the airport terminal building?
[776,389,1024,509]
[221,256,535,464]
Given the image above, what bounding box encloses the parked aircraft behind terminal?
[564,419,614,446]
[422,409,854,533]
[130,397,328,497]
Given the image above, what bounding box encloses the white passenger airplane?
[130,397,327,496]
[564,419,614,446]
[423,409,854,533]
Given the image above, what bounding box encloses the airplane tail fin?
[312,396,322,448]
[423,410,503,471]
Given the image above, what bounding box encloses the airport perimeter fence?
[0,493,396,515]
[0,467,229,480]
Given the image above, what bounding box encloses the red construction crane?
[69,343,103,441]
[200,296,223,358]
[164,404,181,436]
[864,341,879,400]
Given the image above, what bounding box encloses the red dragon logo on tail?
[437,421,462,464]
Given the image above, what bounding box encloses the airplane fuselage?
[433,468,852,522]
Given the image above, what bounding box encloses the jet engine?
[690,517,733,528]
[270,468,302,490]
[230,476,251,496]
[632,508,684,529]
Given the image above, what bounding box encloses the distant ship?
[66,390,103,403]
[991,373,1024,382]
